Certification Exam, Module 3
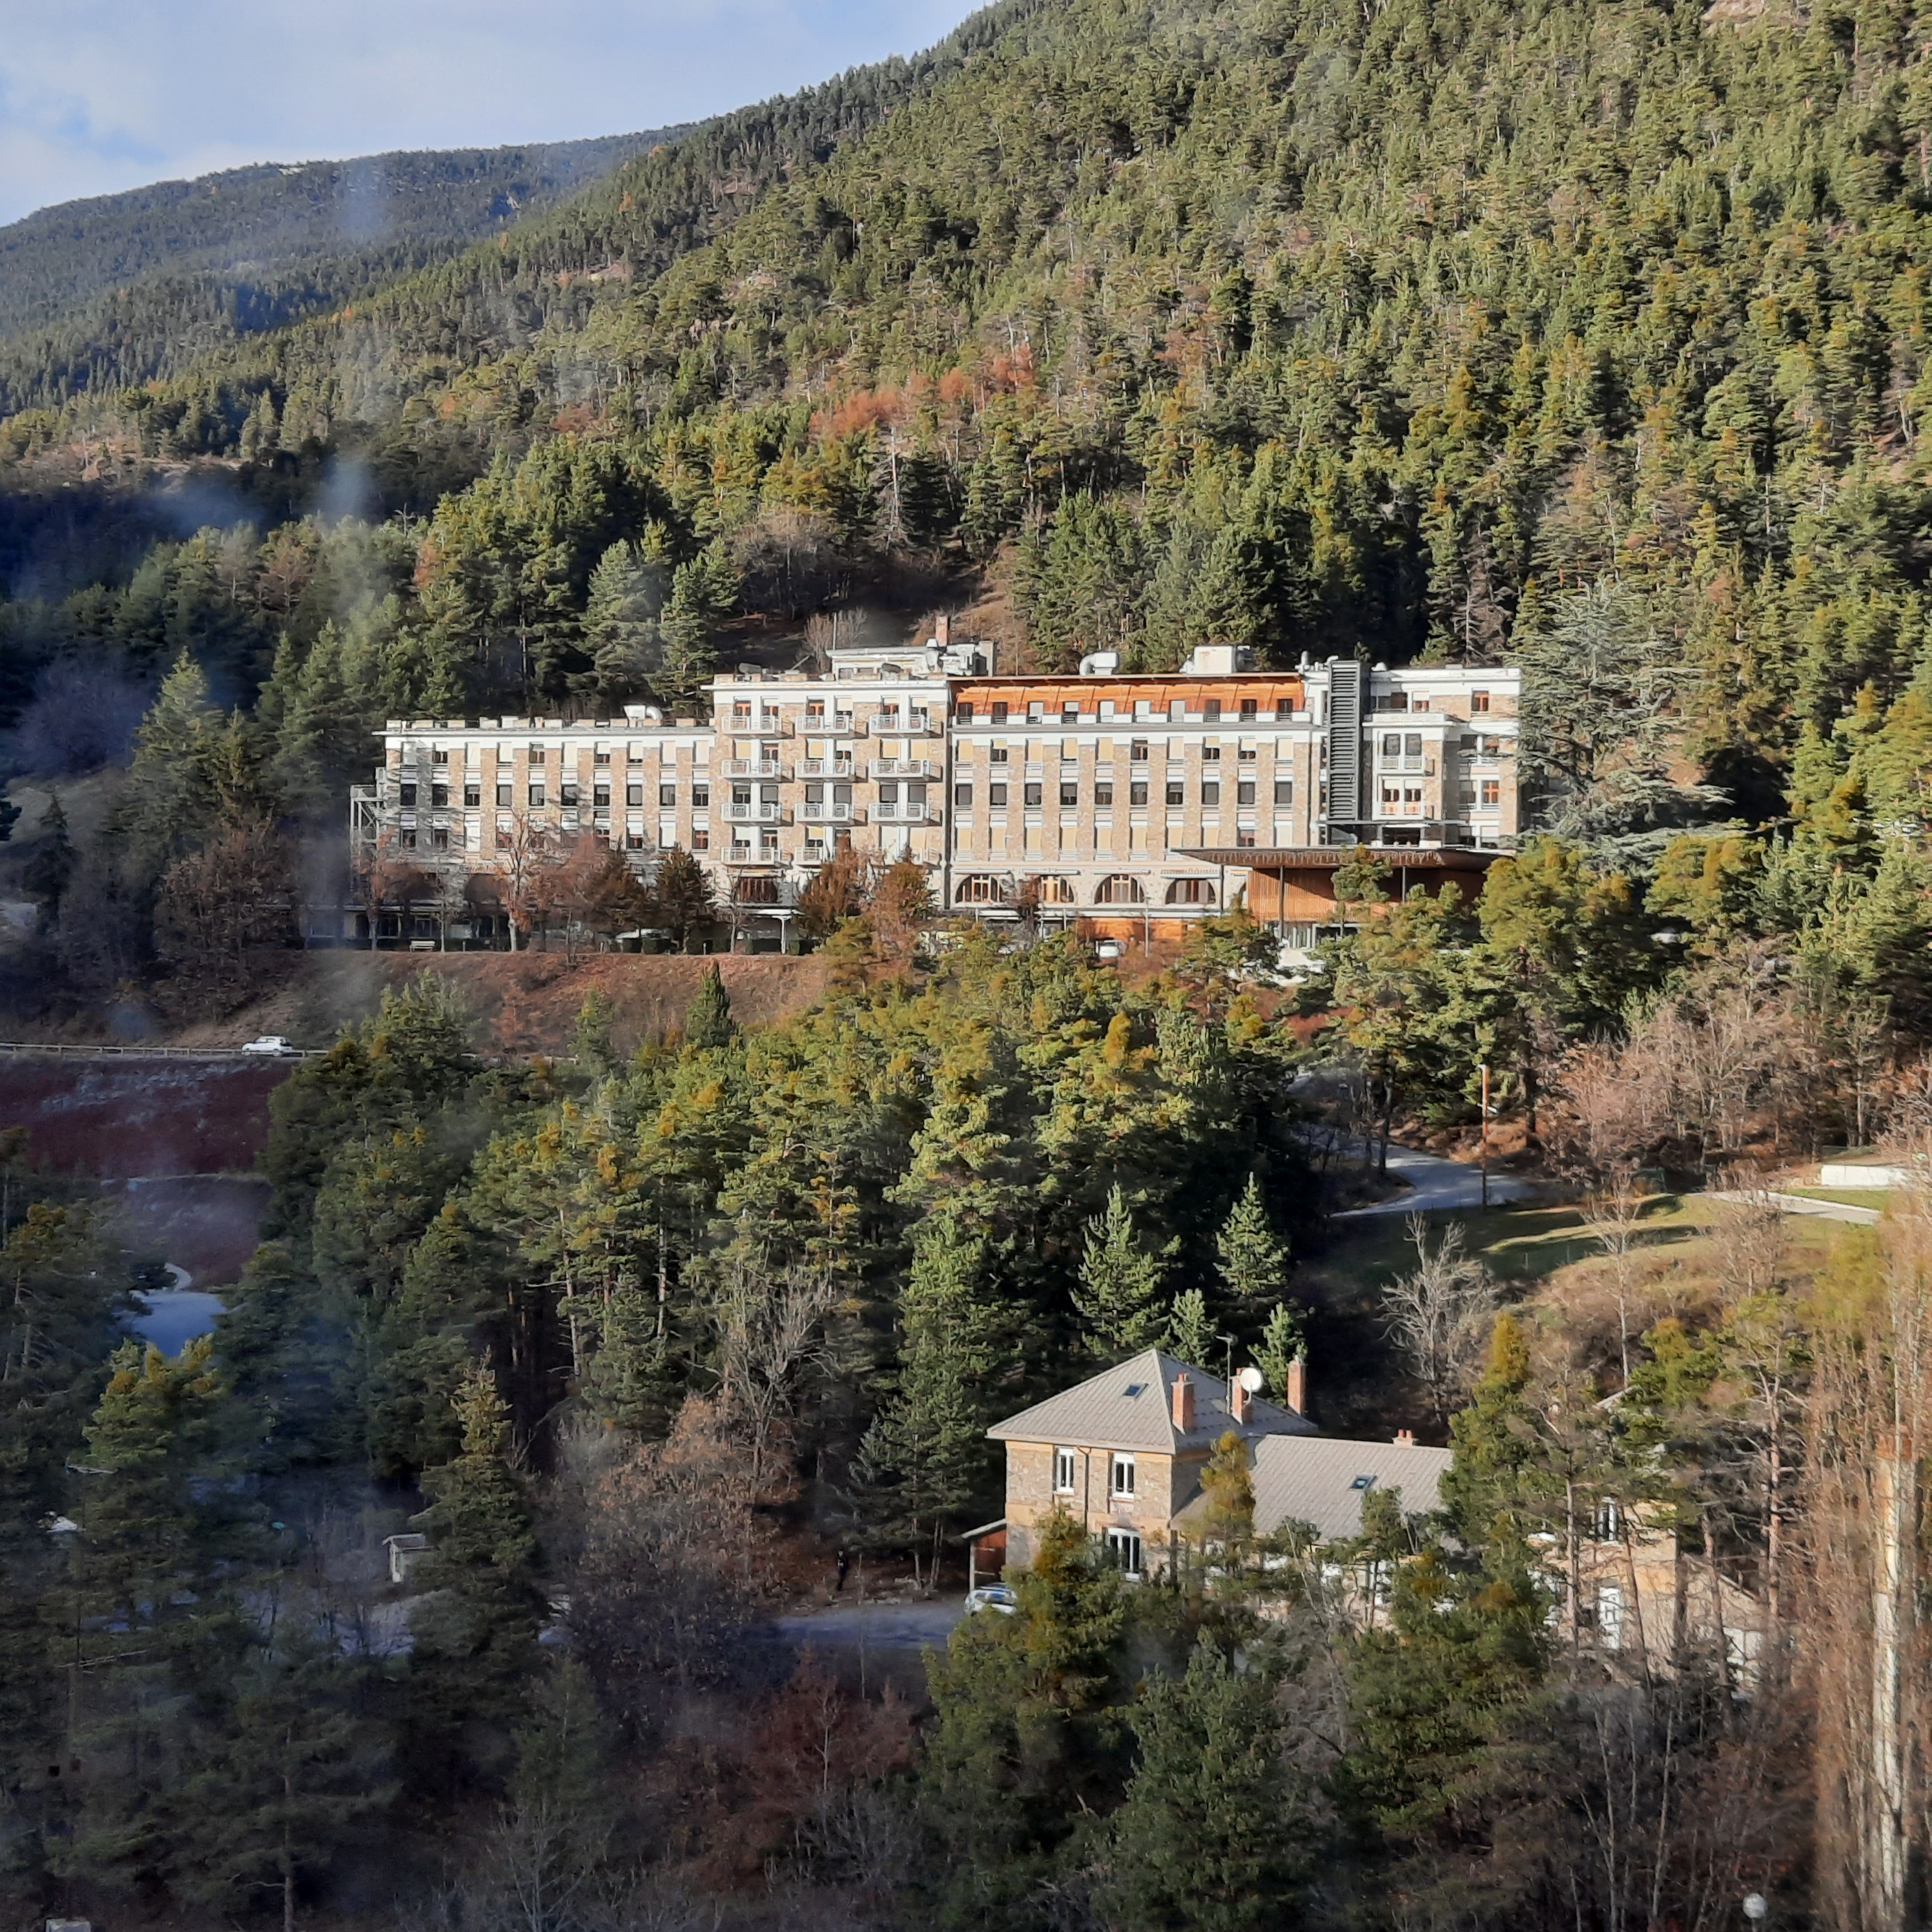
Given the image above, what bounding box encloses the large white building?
[349,633,1521,950]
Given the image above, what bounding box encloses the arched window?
[1031,876,1077,905]
[1093,875,1146,905]
[1164,878,1217,905]
[954,874,1005,905]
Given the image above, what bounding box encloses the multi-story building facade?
[351,634,1521,951]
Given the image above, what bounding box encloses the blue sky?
[0,0,978,226]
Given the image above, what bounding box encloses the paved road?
[1332,1140,1534,1218]
[1711,1189,1884,1226]
[770,1599,967,1651]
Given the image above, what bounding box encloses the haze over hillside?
[0,130,687,415]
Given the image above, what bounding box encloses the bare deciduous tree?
[1381,1214,1501,1423]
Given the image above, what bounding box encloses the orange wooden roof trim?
[952,675,1308,712]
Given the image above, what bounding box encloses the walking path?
[1331,1140,1534,1217]
[1710,1189,1884,1227]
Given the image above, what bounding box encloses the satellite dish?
[1237,1366,1265,1394]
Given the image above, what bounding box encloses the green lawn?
[1781,1186,1892,1210]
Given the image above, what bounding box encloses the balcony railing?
[872,801,939,824]
[1375,754,1434,776]
[724,801,783,823]
[799,800,855,823]
[872,715,940,737]
[723,758,788,779]
[799,756,854,779]
[869,757,940,780]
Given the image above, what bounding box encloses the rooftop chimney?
[1284,1353,1308,1417]
[1171,1373,1196,1433]
[934,613,951,648]
[1393,1428,1415,1448]
[1230,1377,1253,1424]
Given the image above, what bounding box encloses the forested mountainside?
[8,0,1932,833]
[0,133,694,418]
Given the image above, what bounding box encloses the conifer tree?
[1074,1185,1167,1357]
[684,960,735,1048]
[1098,1638,1293,1931]
[1164,1286,1216,1368]
[1215,1174,1291,1323]
[22,790,74,930]
[854,1217,1005,1568]
[408,1364,546,1758]
[1254,1304,1306,1406]
[648,846,714,953]
[1441,1311,1536,1545]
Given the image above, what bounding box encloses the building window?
[594,750,610,765]
[1596,1499,1622,1543]
[1062,703,1080,723]
[658,785,676,808]
[956,702,976,723]
[1033,876,1077,905]
[400,829,417,848]
[529,744,547,760]
[992,701,1009,723]
[1166,878,1216,905]
[1027,701,1044,722]
[732,703,751,722]
[1111,1453,1136,1498]
[1024,783,1043,808]
[1094,875,1146,905]
[430,784,449,807]
[1105,1526,1144,1576]
[955,875,1005,905]
[1054,1446,1076,1493]
[1239,699,1257,719]
[1094,782,1114,807]
[560,783,579,807]
[1237,829,1257,848]
[431,827,449,849]
[464,786,480,808]
[1274,780,1293,806]
[1237,781,1256,805]
[692,829,709,850]
[399,782,417,806]
[626,832,644,850]
[1471,690,1491,713]
[1165,783,1184,807]
[593,786,610,807]
[692,784,710,808]
[1202,745,1220,763]
[527,786,545,807]
[628,783,644,807]
[497,784,512,807]
[1130,782,1149,807]
[989,783,1008,807]
[1481,779,1501,807]
[1059,783,1078,808]
[431,748,447,765]
[1205,699,1222,721]
[1277,699,1294,719]
[954,782,972,810]
[1201,781,1220,807]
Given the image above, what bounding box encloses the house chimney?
[1171,1373,1196,1432]
[1393,1428,1415,1448]
[1284,1353,1308,1417]
[934,613,951,647]
[1229,1377,1252,1424]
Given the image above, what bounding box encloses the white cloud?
[0,0,977,224]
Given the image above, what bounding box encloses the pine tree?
[22,790,74,930]
[684,960,735,1047]
[172,1626,393,1932]
[1164,1286,1215,1367]
[854,1217,1005,1570]
[1254,1304,1306,1405]
[648,846,715,953]
[1215,1175,1291,1322]
[1073,1185,1167,1357]
[407,1364,546,1764]
[1440,1311,1536,1545]
[1097,1638,1294,1931]
[583,539,664,701]
[570,987,619,1072]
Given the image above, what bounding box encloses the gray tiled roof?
[1173,1433,1452,1541]
[986,1348,1314,1455]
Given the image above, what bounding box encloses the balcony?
[799,756,854,779]
[872,801,939,824]
[1375,755,1435,776]
[805,714,863,737]
[872,714,941,737]
[799,800,856,823]
[723,757,788,779]
[869,757,940,781]
[724,801,783,823]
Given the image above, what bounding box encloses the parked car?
[965,1585,1018,1616]
[240,1035,293,1055]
